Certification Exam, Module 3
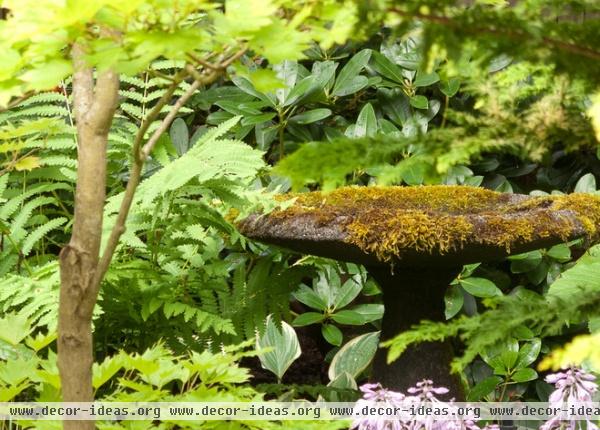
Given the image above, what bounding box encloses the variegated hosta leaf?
[256,315,301,381]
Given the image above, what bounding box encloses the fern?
[0,87,76,276]
[0,263,60,330]
[96,116,301,346]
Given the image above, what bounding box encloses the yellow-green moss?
[266,185,600,262]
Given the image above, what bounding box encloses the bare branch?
[140,76,207,158]
[131,70,188,158]
[91,47,246,299]
[187,52,220,71]
[91,69,217,296]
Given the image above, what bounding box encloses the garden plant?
[0,0,599,430]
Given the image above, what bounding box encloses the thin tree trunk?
[58,42,119,430]
[56,44,240,430]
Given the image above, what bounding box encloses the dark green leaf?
[511,368,538,382]
[467,376,502,401]
[289,108,332,124]
[515,339,541,369]
[332,49,371,96]
[333,279,363,309]
[459,277,502,298]
[284,76,316,106]
[370,52,404,84]
[353,103,377,138]
[445,284,464,319]
[509,251,543,274]
[333,76,369,97]
[331,310,365,325]
[241,112,276,126]
[322,324,343,346]
[292,312,325,327]
[293,285,327,311]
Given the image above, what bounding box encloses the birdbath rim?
[237,185,600,267]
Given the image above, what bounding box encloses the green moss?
[267,185,600,262]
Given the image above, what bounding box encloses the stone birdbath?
[237,185,600,398]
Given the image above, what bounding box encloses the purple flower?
[351,380,484,430]
[541,367,599,430]
[407,380,451,401]
[351,383,409,430]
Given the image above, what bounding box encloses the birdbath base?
[368,266,464,400]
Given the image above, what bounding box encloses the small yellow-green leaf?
[14,155,41,171]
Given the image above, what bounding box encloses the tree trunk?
[58,43,119,430]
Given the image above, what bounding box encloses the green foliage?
[0,89,76,277]
[95,117,305,352]
[390,0,600,85]
[328,332,379,382]
[383,245,600,374]
[1,0,600,412]
[292,265,383,347]
[0,0,365,106]
[0,313,348,429]
[256,316,301,382]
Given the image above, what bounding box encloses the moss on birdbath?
[237,185,600,398]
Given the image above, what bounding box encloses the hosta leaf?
[256,315,301,381]
[329,331,379,380]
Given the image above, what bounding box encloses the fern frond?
[21,217,67,256]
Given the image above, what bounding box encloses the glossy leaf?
[370,52,404,84]
[413,72,439,87]
[332,49,371,96]
[292,312,325,327]
[322,324,343,346]
[352,103,377,138]
[511,368,538,382]
[333,278,363,309]
[467,376,502,401]
[293,285,327,311]
[289,108,332,124]
[329,332,379,380]
[459,277,502,298]
[515,339,541,369]
[445,284,464,319]
[331,310,365,325]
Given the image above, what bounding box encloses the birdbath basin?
[237,185,600,398]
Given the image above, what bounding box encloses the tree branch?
[0,91,35,113]
[390,8,600,62]
[90,48,245,297]
[91,68,218,300]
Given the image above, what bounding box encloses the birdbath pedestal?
[238,185,600,399]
